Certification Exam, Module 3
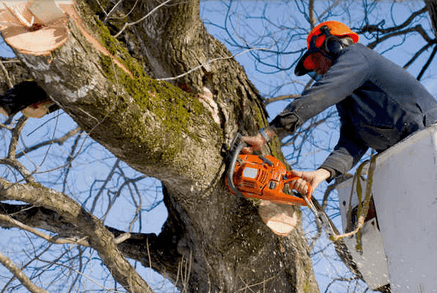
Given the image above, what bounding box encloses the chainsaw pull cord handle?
[227,142,247,198]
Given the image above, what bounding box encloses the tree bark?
[0,0,319,292]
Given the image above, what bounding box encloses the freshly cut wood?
[258,201,298,236]
[0,1,68,56]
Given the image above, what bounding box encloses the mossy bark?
[1,0,319,292]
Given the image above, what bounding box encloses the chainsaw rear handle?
[282,176,313,203]
[247,175,313,206]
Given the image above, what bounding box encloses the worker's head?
[295,21,359,78]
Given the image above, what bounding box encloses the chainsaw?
[225,133,338,238]
[225,133,312,206]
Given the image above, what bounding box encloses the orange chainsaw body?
[227,153,312,206]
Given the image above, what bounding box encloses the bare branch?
[0,250,49,293]
[0,200,182,281]
[8,116,27,159]
[417,44,437,80]
[425,0,437,35]
[367,25,434,50]
[264,94,300,105]
[0,213,90,246]
[403,42,435,69]
[0,158,35,183]
[360,6,428,35]
[308,0,315,28]
[103,0,123,23]
[0,116,36,182]
[16,127,81,159]
[157,47,269,81]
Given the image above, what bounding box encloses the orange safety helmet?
[295,21,359,76]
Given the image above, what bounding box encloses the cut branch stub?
[0,0,69,56]
[0,1,132,75]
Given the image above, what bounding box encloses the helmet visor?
[295,25,341,76]
[295,47,332,76]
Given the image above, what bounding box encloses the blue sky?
[0,36,14,58]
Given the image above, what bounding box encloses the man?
[243,20,437,194]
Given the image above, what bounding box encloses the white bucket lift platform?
[336,124,437,293]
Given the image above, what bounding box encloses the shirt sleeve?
[319,105,369,180]
[269,44,370,139]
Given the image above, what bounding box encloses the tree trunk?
[0,0,319,292]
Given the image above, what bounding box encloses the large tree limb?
[0,178,154,293]
[14,7,222,192]
[0,196,185,283]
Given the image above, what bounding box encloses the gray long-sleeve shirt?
[270,43,437,179]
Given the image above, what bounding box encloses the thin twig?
[103,0,123,23]
[0,242,54,293]
[234,270,282,293]
[0,60,13,88]
[36,257,124,292]
[16,127,81,158]
[157,47,269,81]
[114,0,172,38]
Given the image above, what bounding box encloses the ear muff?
[324,37,343,56]
[319,25,343,56]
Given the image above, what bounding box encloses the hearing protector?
[317,25,344,57]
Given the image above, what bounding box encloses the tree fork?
[0,0,319,292]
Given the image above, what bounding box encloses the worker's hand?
[241,133,266,153]
[288,168,331,195]
[241,127,276,153]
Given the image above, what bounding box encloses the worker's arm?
[269,44,370,139]
[243,44,370,156]
[288,133,368,194]
[284,105,370,194]
[319,106,369,180]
